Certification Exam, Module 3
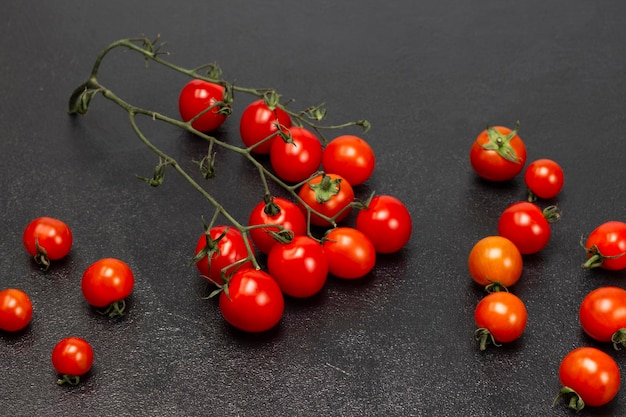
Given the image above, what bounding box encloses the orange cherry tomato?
[468,236,523,290]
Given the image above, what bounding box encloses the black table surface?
[3,1,626,416]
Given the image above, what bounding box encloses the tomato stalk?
[553,386,585,412]
[473,328,501,351]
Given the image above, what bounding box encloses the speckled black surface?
[3,1,626,416]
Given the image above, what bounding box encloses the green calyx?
[474,328,501,351]
[612,328,626,350]
[481,123,522,164]
[553,386,585,411]
[309,174,341,204]
[57,374,81,386]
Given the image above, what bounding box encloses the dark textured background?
[2,1,626,416]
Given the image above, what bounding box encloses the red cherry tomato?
[248,196,307,255]
[474,291,527,350]
[239,99,292,154]
[51,337,94,385]
[270,126,323,183]
[219,268,284,333]
[178,79,229,132]
[468,236,523,290]
[497,202,554,255]
[355,195,412,254]
[469,124,527,181]
[322,135,375,186]
[194,226,254,285]
[524,158,564,200]
[579,286,626,349]
[583,221,626,271]
[323,227,376,279]
[298,173,355,227]
[22,217,73,269]
[0,288,33,332]
[81,258,134,317]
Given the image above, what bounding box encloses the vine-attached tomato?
[81,258,134,317]
[248,196,307,255]
[469,124,527,181]
[355,195,412,254]
[524,158,564,200]
[51,337,94,385]
[579,286,626,349]
[194,225,254,285]
[583,221,626,271]
[323,227,376,279]
[240,99,292,154]
[219,268,284,333]
[497,202,557,255]
[474,291,527,350]
[555,347,620,410]
[270,126,323,183]
[0,288,33,332]
[178,79,229,132]
[22,217,73,270]
[468,236,523,291]
[298,173,355,227]
[321,135,375,186]
[267,235,328,298]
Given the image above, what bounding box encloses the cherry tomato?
[583,221,626,271]
[524,158,564,200]
[270,126,323,183]
[355,195,412,254]
[240,99,292,154]
[219,268,284,333]
[22,217,73,269]
[474,291,527,350]
[0,288,33,332]
[178,79,229,132]
[322,135,375,186]
[51,337,94,385]
[267,235,328,298]
[497,202,554,255]
[298,173,355,227]
[323,227,376,279]
[555,347,620,410]
[469,124,527,181]
[194,226,254,285]
[468,236,522,291]
[579,286,626,349]
[81,258,134,317]
[248,196,307,255]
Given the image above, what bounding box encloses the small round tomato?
[497,202,555,255]
[219,268,284,333]
[240,99,292,154]
[474,291,527,350]
[355,195,412,254]
[194,226,254,285]
[267,235,328,298]
[0,288,33,332]
[555,347,620,410]
[23,217,73,269]
[178,79,229,132]
[524,158,564,200]
[323,227,376,279]
[469,124,527,181]
[270,126,323,183]
[81,258,134,317]
[51,337,94,385]
[579,286,626,349]
[248,196,307,255]
[322,135,375,186]
[298,173,355,227]
[468,236,523,291]
[583,221,626,271]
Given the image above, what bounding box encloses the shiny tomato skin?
[470,125,527,181]
[322,135,375,186]
[23,217,73,261]
[270,126,323,183]
[81,258,134,308]
[51,337,94,377]
[355,195,412,254]
[584,221,626,271]
[474,291,527,344]
[579,286,626,343]
[178,79,228,132]
[239,99,292,154]
[267,235,328,298]
[219,268,284,333]
[468,236,523,288]
[0,288,33,332]
[497,202,550,255]
[524,158,564,199]
[323,227,376,279]
[248,197,307,255]
[298,173,355,227]
[195,226,254,285]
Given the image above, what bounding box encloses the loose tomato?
[194,225,254,285]
[468,236,523,291]
[240,99,292,154]
[321,135,375,186]
[51,337,94,385]
[579,286,626,349]
[81,258,134,317]
[22,217,73,270]
[0,288,33,332]
[583,221,626,271]
[497,202,556,255]
[178,79,229,132]
[555,347,620,410]
[219,268,284,333]
[298,173,354,227]
[323,227,376,279]
[469,124,527,181]
[355,195,412,254]
[524,158,564,200]
[270,126,323,183]
[248,196,307,255]
[474,291,527,350]
[267,235,328,298]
